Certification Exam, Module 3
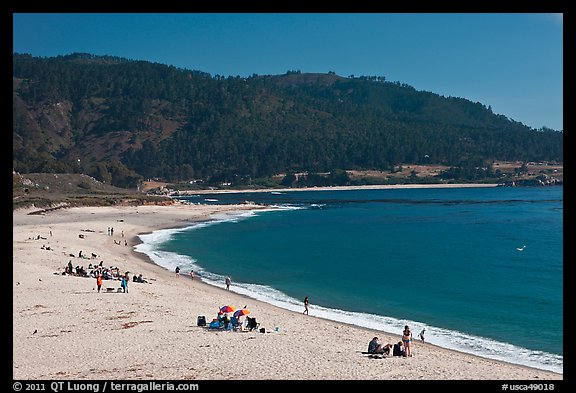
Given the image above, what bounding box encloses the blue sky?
[12,13,563,131]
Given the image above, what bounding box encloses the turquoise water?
[136,186,563,373]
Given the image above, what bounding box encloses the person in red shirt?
[96,274,103,293]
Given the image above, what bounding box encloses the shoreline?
[13,203,562,380]
[173,182,500,195]
[139,216,563,376]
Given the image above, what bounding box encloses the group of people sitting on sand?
[131,273,148,283]
[207,312,259,332]
[62,260,148,285]
[367,325,425,357]
[63,261,89,277]
[368,337,408,357]
[63,260,114,278]
[209,313,239,330]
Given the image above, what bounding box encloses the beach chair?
[246,317,259,331]
[230,317,240,331]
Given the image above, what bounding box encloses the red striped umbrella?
[220,305,236,314]
[233,309,250,318]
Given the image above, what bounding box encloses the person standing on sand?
[189,270,194,280]
[96,274,103,293]
[402,325,413,357]
[303,296,309,315]
[121,275,128,293]
[418,328,426,343]
[225,276,231,290]
[175,266,180,277]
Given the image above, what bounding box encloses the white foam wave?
[268,204,306,210]
[135,209,259,273]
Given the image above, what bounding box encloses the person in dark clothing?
[368,337,392,355]
[393,341,406,357]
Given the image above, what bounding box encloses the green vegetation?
[13,53,563,189]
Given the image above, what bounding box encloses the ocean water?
[135,186,563,374]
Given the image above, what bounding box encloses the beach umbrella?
[220,305,236,314]
[233,309,250,318]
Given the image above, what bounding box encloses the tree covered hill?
[13,53,563,188]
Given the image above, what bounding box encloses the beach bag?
[259,327,266,333]
[197,316,206,327]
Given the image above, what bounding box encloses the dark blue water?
[136,186,563,373]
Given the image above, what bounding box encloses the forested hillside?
[13,53,563,188]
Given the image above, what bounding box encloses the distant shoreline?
[176,182,500,195]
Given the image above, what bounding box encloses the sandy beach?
[13,201,563,381]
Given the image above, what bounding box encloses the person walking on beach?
[96,274,103,293]
[303,296,309,315]
[402,325,413,357]
[225,276,231,290]
[175,266,180,277]
[189,270,194,281]
[418,328,426,343]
